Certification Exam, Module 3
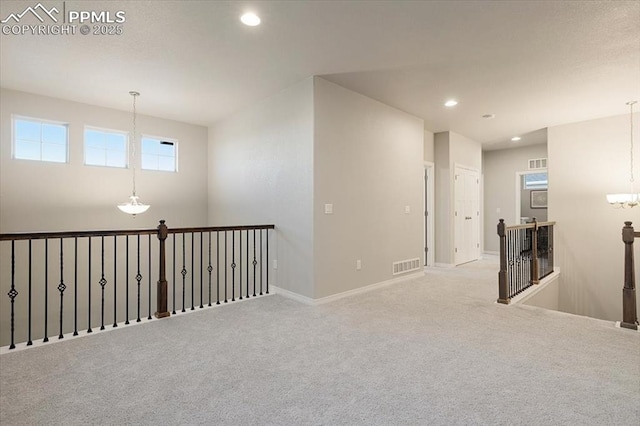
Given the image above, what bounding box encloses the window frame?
[12,115,69,163]
[140,134,178,172]
[523,171,548,190]
[83,125,129,169]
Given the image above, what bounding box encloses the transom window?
[523,172,548,190]
[84,127,128,168]
[13,116,68,163]
[141,136,177,172]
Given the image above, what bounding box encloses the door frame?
[454,163,481,265]
[515,170,547,224]
[424,162,435,267]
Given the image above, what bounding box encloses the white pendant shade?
[118,195,150,215]
[606,193,639,208]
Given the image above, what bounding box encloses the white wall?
[208,78,315,298]
[434,131,482,264]
[0,89,209,232]
[313,77,424,298]
[483,143,548,252]
[548,113,640,322]
[424,130,435,163]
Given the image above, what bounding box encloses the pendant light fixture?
[118,91,150,216]
[607,101,639,208]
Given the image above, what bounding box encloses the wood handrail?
[505,221,556,231]
[0,224,276,241]
[167,224,275,234]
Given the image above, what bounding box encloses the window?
[84,127,128,168]
[523,172,548,190]
[141,136,177,172]
[13,116,68,163]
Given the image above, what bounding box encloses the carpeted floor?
[1,259,639,425]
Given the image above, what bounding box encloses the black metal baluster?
[113,236,118,328]
[252,230,257,297]
[148,234,152,320]
[216,232,220,305]
[200,232,204,308]
[507,230,513,298]
[232,231,236,302]
[224,231,228,303]
[207,232,212,307]
[266,229,269,294]
[88,237,92,333]
[181,233,186,312]
[8,241,17,349]
[44,238,49,342]
[239,231,243,300]
[136,235,142,323]
[125,236,129,325]
[58,238,66,339]
[28,240,33,345]
[246,230,249,298]
[191,232,195,310]
[172,233,176,315]
[73,238,78,336]
[259,229,263,295]
[100,236,106,331]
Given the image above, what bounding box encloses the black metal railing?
[0,221,274,349]
[497,219,555,304]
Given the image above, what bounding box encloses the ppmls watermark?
[1,2,126,36]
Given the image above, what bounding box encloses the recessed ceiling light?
[511,136,521,142]
[444,100,458,107]
[240,12,261,26]
[482,114,495,119]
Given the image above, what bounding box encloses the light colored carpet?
[1,259,639,425]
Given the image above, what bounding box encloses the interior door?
[454,166,480,265]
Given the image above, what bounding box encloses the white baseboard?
[433,262,455,268]
[271,286,315,305]
[483,251,499,256]
[272,270,425,306]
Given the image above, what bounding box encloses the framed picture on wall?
[531,190,548,209]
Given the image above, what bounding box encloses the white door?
[454,166,480,265]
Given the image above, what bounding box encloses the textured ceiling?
[1,0,639,149]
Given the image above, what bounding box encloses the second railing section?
[497,219,555,304]
[0,221,275,350]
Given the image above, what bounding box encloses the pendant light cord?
[629,101,636,184]
[131,92,138,197]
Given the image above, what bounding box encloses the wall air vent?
[392,258,422,275]
[528,158,547,170]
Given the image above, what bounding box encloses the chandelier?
[607,101,639,208]
[118,91,150,216]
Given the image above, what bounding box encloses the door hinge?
[455,248,458,253]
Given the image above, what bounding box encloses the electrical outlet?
[356,259,362,270]
[273,259,278,269]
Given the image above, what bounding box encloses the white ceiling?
[1,0,639,150]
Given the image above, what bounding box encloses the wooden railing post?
[497,219,509,304]
[531,218,539,285]
[155,220,170,319]
[621,221,638,330]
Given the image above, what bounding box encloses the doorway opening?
[424,162,434,267]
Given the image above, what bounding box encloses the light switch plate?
[325,203,333,214]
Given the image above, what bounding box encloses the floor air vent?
[392,258,421,275]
